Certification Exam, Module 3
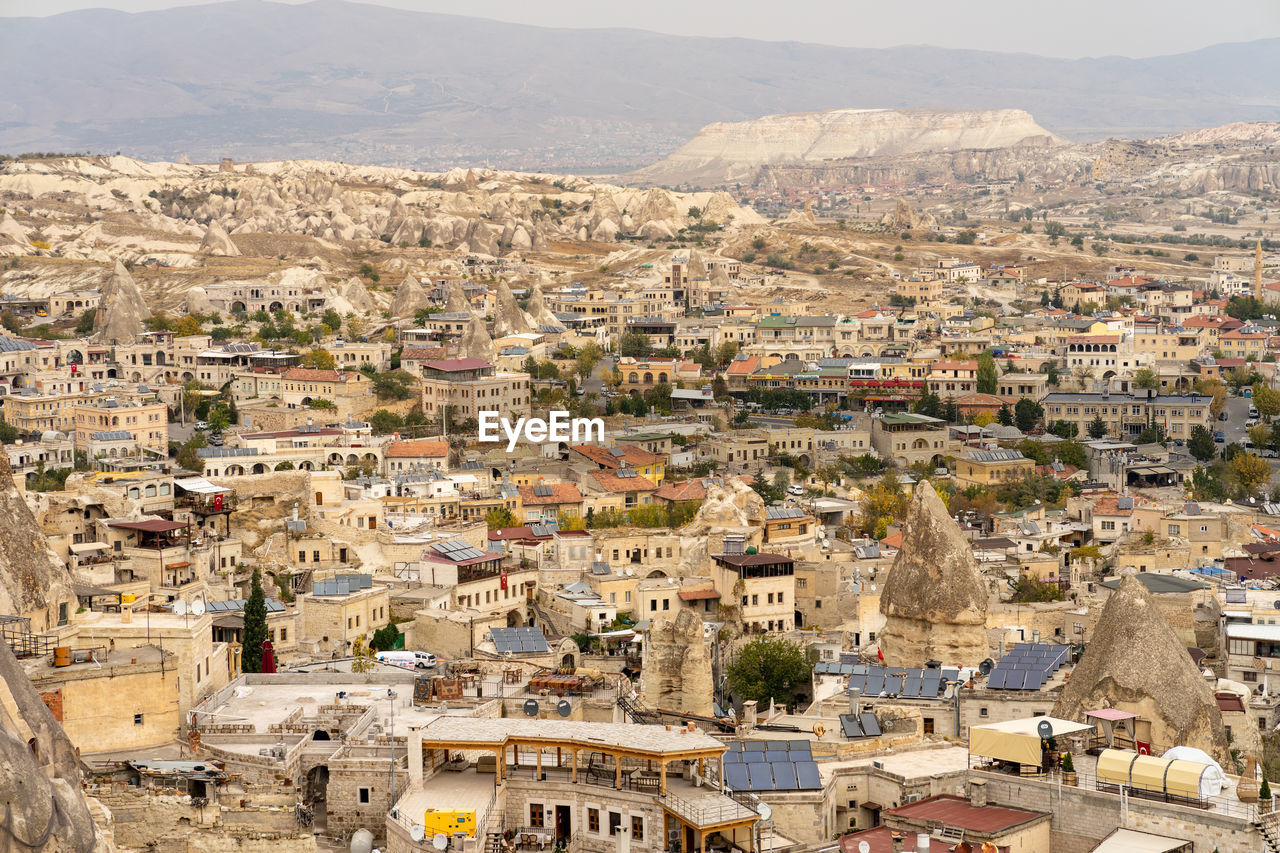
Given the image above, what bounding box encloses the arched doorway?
[305,765,330,834]
[269,301,284,312]
[231,301,247,314]
[506,609,522,628]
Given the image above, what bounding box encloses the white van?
[375,650,438,669]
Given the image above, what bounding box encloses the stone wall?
[324,752,407,844]
[972,768,1265,853]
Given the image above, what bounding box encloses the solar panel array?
[616,468,638,478]
[985,643,1070,691]
[834,666,945,699]
[590,562,611,575]
[533,485,554,497]
[766,506,806,520]
[722,741,820,792]
[489,626,549,654]
[431,539,488,561]
[205,598,285,613]
[838,712,883,739]
[311,573,373,596]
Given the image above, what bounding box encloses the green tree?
[996,404,1014,427]
[1014,399,1043,433]
[726,636,814,706]
[1087,414,1107,439]
[618,331,652,358]
[299,348,336,370]
[486,506,517,529]
[351,635,375,673]
[369,409,405,434]
[575,341,603,379]
[1046,363,1061,387]
[207,404,232,434]
[976,351,998,394]
[74,309,95,335]
[1255,384,1280,421]
[1189,425,1217,462]
[1049,420,1078,439]
[242,568,268,673]
[1132,367,1160,390]
[370,624,400,652]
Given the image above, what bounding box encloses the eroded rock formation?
[197,220,240,256]
[878,481,989,667]
[880,198,938,231]
[390,273,431,318]
[92,260,149,343]
[639,609,713,716]
[458,314,496,363]
[1053,573,1230,764]
[492,280,534,337]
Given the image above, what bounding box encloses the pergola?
[409,718,759,852]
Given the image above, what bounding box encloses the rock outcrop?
[880,198,938,231]
[636,108,1063,185]
[639,609,713,716]
[92,260,149,343]
[458,314,496,363]
[342,276,378,315]
[442,279,471,315]
[184,285,216,316]
[197,220,240,256]
[677,480,765,575]
[492,280,534,337]
[525,281,561,329]
[390,273,431,318]
[1053,574,1230,764]
[878,481,989,667]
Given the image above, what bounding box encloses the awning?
[679,588,720,601]
[166,561,191,569]
[70,542,109,554]
[969,716,1094,765]
[1086,708,1138,722]
[1097,748,1216,799]
[74,583,119,598]
[174,476,230,494]
[109,519,188,533]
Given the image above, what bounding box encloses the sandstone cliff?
[636,108,1063,185]
[639,609,713,716]
[878,481,989,667]
[1053,574,1230,764]
[92,260,150,343]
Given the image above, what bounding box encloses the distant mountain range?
[2,0,1279,172]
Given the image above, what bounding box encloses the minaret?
[1256,239,1265,301]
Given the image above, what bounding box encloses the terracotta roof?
[242,427,342,439]
[401,346,447,360]
[840,828,1006,853]
[283,367,346,382]
[517,483,583,505]
[884,794,1046,834]
[1216,692,1246,714]
[386,439,449,458]
[654,479,711,502]
[1093,495,1140,516]
[725,356,761,375]
[678,588,720,601]
[422,358,492,372]
[572,444,661,469]
[488,526,552,542]
[587,468,657,493]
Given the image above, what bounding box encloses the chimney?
[968,778,988,809]
[742,699,758,731]
[890,833,905,853]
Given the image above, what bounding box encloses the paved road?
[745,415,798,429]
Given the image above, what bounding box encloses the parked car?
[1250,407,1260,419]
[375,650,437,669]
[193,420,208,431]
[1215,430,1226,443]
[787,484,804,496]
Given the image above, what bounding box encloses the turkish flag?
[1136,740,1151,755]
[500,572,508,590]
[876,646,884,662]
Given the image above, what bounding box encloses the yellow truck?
[422,809,476,838]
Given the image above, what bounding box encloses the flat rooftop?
[417,717,726,756]
[818,746,971,783]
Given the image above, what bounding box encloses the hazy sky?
[1,0,1278,58]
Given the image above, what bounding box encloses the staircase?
[617,693,655,724]
[1257,810,1280,852]
[484,831,503,853]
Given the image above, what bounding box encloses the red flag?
[876,646,884,662]
[1136,740,1151,756]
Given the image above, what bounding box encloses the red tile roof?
[283,367,347,382]
[1216,692,1246,713]
[587,469,657,493]
[678,588,720,601]
[401,346,448,361]
[572,444,661,469]
[386,439,450,458]
[517,483,583,505]
[422,358,492,372]
[884,794,1046,834]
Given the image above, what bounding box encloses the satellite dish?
[523,699,539,717]
[1273,600,1280,611]
[1036,719,1054,741]
[978,658,994,676]
[190,599,206,616]
[943,685,955,700]
[432,834,449,851]
[756,803,772,822]
[172,600,187,616]
[859,843,871,853]
[557,699,572,718]
[410,827,426,843]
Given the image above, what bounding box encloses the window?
[359,788,371,804]
[1244,671,1259,683]
[751,594,759,606]
[650,600,657,612]
[631,817,644,841]
[663,599,670,611]
[588,809,599,833]
[923,718,934,734]
[530,805,544,828]
[767,593,774,604]
[134,713,144,726]
[778,592,784,604]
[608,813,621,836]
[979,707,988,717]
